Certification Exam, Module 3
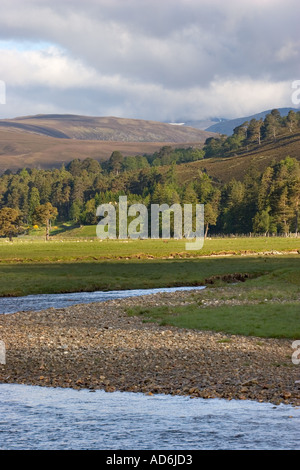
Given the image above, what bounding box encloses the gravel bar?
[0,290,299,406]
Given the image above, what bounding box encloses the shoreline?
[0,290,299,406]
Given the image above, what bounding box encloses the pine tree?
[204,202,218,237]
[183,183,198,205]
[286,110,297,133]
[69,200,82,223]
[286,158,300,234]
[276,187,293,235]
[29,187,40,221]
[33,202,58,240]
[257,166,274,212]
[252,208,271,235]
[221,179,246,234]
[194,171,213,203]
[109,151,124,175]
[246,118,263,145]
[0,207,25,241]
[263,110,282,142]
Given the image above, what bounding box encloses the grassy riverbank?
[0,236,299,403]
[127,270,300,339]
[0,236,299,297]
[0,236,299,340]
[0,252,299,298]
[125,255,300,339]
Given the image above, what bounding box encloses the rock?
[0,289,299,406]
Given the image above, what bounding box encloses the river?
[0,286,299,450]
[0,285,205,314]
[0,384,299,450]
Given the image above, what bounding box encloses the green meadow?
[127,302,300,339]
[0,233,299,262]
[0,236,299,296]
[0,235,299,338]
[125,248,300,339]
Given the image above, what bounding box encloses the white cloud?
[0,0,299,120]
[276,42,299,63]
[0,47,101,88]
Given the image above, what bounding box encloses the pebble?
[0,289,299,406]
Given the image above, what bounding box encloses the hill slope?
[0,127,196,172]
[0,114,215,142]
[173,131,300,184]
[0,114,216,172]
[205,108,298,135]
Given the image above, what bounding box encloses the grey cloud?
[0,0,299,120]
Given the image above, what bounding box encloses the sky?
[0,0,299,122]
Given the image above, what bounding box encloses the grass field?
[0,236,299,295]
[0,255,298,296]
[0,234,299,262]
[126,262,300,339]
[128,302,300,339]
[0,236,299,338]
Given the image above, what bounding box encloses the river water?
[0,285,205,314]
[0,286,299,450]
[0,384,299,450]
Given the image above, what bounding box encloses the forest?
[0,109,299,239]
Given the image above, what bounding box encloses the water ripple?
[0,384,299,450]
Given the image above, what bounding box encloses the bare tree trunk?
[205,223,209,239]
[46,218,50,241]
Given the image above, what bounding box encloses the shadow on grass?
[0,256,299,297]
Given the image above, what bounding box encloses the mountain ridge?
[0,114,215,143]
[0,114,216,172]
[204,107,298,135]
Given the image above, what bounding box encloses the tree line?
[99,109,300,169]
[0,152,299,239]
[203,109,300,158]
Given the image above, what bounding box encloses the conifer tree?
[33,202,58,240]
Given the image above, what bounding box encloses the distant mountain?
[205,108,298,136]
[168,117,228,131]
[0,114,216,172]
[0,114,215,143]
